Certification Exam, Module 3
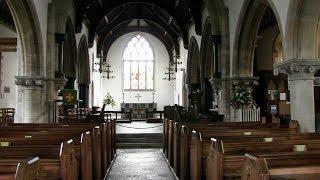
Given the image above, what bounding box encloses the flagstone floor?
[105,149,176,180]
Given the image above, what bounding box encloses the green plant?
[231,88,253,109]
[103,93,116,107]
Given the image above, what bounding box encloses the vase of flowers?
[230,88,253,109]
[103,93,116,109]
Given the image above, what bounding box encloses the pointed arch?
[187,37,201,84]
[63,17,78,78]
[200,18,214,79]
[232,0,285,77]
[122,33,155,90]
[78,35,90,84]
[5,0,43,75]
[78,35,90,107]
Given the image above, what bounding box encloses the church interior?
[1,0,320,179]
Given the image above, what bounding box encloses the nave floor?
[105,149,176,180]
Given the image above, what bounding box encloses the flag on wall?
[62,89,77,105]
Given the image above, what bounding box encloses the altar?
[121,103,157,120]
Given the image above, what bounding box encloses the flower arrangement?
[103,93,116,107]
[231,88,253,109]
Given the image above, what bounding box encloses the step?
[117,143,163,149]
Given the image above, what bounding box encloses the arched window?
[123,34,154,90]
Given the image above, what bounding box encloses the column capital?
[15,76,46,88]
[273,59,320,79]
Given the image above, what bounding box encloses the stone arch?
[187,37,201,85]
[63,17,78,89]
[199,18,214,113]
[5,0,43,76]
[5,0,46,123]
[273,33,284,64]
[200,18,214,79]
[203,0,229,77]
[78,35,90,107]
[286,0,320,59]
[233,0,285,77]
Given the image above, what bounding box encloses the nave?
[2,0,320,179]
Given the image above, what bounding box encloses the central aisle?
[105,149,176,180]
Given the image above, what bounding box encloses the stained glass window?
[123,34,154,90]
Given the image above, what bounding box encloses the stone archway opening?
[2,0,44,123]
[63,17,78,90]
[186,37,201,110]
[200,18,214,114]
[78,36,90,108]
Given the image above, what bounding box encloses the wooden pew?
[242,152,320,180]
[0,157,42,180]
[0,140,78,180]
[0,123,109,180]
[0,120,117,177]
[206,137,320,180]
[175,121,299,179]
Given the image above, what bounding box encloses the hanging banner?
[62,89,77,105]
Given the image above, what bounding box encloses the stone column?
[274,59,320,132]
[15,76,46,123]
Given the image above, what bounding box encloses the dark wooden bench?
[0,121,116,180]
[206,137,320,180]
[0,157,42,180]
[242,152,320,180]
[0,140,78,180]
[173,121,299,179]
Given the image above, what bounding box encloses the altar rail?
[239,108,260,122]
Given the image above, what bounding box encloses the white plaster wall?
[0,25,18,111]
[102,32,174,111]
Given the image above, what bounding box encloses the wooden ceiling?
[74,0,204,56]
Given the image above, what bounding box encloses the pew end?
[206,138,224,180]
[59,139,79,180]
[179,125,189,180]
[241,154,269,180]
[92,126,102,180]
[190,130,202,180]
[289,120,300,133]
[80,132,93,180]
[15,157,43,180]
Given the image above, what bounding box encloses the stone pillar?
[274,59,320,132]
[15,76,46,123]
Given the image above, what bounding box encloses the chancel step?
[117,133,163,148]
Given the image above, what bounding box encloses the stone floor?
[116,121,163,134]
[105,149,176,180]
